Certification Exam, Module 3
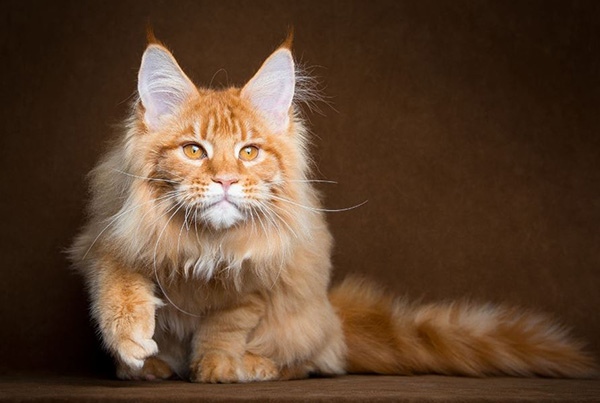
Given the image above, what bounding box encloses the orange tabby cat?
[70,33,596,382]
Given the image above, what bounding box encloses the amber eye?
[239,145,259,161]
[182,143,206,160]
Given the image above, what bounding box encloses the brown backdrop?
[1,0,599,376]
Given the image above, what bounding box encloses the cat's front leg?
[190,293,278,383]
[87,257,163,372]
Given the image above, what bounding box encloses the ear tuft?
[138,45,197,130]
[145,24,162,46]
[241,48,295,133]
[280,27,294,50]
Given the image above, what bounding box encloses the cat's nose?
[212,176,239,192]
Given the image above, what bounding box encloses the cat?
[69,32,596,382]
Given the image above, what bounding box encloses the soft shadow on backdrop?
[1,0,599,376]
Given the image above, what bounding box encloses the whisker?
[153,203,203,318]
[157,168,187,181]
[269,179,338,185]
[184,204,192,232]
[110,168,181,184]
[253,205,269,240]
[140,193,183,229]
[257,202,285,242]
[81,191,179,260]
[252,202,287,289]
[193,208,202,245]
[268,194,369,213]
[176,205,189,258]
[256,200,295,239]
[246,207,257,235]
[262,201,299,239]
[270,262,284,290]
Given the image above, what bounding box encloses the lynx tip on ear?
[145,23,162,46]
[280,26,294,50]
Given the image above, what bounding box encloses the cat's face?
[134,43,301,229]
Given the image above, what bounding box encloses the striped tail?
[329,277,597,378]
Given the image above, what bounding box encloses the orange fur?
[145,25,161,46]
[330,277,597,378]
[70,36,597,383]
[280,27,294,50]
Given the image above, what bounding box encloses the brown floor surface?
[1,375,599,402]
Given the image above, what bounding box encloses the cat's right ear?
[138,45,197,130]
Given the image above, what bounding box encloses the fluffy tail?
[329,277,597,378]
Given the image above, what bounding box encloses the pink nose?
[212,176,239,191]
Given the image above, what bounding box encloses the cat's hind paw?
[117,356,173,381]
[190,351,279,383]
[191,351,243,383]
[242,352,279,382]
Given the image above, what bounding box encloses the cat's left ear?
[138,44,198,130]
[241,47,295,133]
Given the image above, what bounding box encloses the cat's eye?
[239,145,259,161]
[182,143,206,160]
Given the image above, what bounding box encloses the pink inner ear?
[241,49,295,133]
[138,45,196,130]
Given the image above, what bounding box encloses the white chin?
[202,202,244,229]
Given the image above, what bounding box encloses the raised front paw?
[116,331,158,369]
[101,296,161,369]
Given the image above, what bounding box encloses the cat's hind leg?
[190,293,278,383]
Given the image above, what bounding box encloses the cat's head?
[128,36,311,231]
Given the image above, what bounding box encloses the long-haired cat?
[70,33,596,382]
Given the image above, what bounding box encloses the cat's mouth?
[204,196,240,210]
[200,197,245,229]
